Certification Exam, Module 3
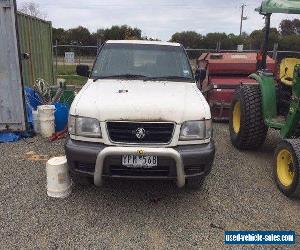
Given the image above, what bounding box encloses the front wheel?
[229,85,268,150]
[274,140,300,198]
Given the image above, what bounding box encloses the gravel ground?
[0,123,299,249]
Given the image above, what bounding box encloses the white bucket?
[32,110,40,134]
[46,156,72,198]
[38,105,55,138]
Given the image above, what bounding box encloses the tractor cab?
[228,0,300,198]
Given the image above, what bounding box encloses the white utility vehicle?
[65,40,215,189]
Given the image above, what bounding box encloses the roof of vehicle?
[106,40,181,47]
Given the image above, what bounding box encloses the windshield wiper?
[143,76,193,82]
[93,74,147,82]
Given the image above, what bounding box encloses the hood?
[71,79,210,124]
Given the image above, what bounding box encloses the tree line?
[53,25,160,47]
[171,19,300,50]
[52,18,300,56]
[18,2,299,52]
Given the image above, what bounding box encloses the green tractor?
[229,0,300,198]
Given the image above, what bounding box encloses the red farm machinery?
[197,52,276,120]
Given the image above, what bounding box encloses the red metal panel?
[210,76,257,86]
[199,52,276,75]
[198,52,276,120]
[207,77,258,120]
[208,89,234,121]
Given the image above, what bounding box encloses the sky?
[18,0,295,41]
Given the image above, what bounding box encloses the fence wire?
[53,44,300,66]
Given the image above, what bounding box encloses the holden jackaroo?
[65,40,215,189]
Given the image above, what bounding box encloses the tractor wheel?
[274,140,300,198]
[229,85,268,150]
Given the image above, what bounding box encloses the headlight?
[68,115,76,135]
[68,116,102,138]
[180,120,212,140]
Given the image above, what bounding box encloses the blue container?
[24,87,42,128]
[54,102,69,132]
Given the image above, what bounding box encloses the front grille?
[103,156,177,178]
[75,162,95,173]
[109,165,170,177]
[107,122,175,144]
[184,165,205,175]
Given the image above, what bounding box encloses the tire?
[69,171,93,186]
[186,176,205,190]
[229,85,268,150]
[274,140,300,198]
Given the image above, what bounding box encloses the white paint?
[32,110,40,134]
[46,156,72,198]
[69,125,211,146]
[38,105,56,138]
[71,80,210,123]
[64,52,75,64]
[69,41,211,146]
[106,40,181,47]
[70,79,211,145]
[237,45,244,52]
[231,54,247,59]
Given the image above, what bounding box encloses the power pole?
[240,4,246,36]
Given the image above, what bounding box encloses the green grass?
[55,64,87,86]
[57,74,88,86]
[55,64,77,75]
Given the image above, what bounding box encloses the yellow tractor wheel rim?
[276,149,295,187]
[233,101,241,134]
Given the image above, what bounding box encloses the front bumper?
[65,138,215,187]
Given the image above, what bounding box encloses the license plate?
[122,155,158,168]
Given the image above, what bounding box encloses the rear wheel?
[229,85,268,150]
[274,140,300,198]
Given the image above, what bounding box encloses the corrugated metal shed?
[0,0,26,131]
[17,12,54,86]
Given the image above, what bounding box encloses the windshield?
[91,43,193,81]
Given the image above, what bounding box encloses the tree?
[280,19,300,35]
[52,28,67,44]
[66,26,91,45]
[202,33,230,49]
[170,31,203,48]
[50,21,300,54]
[18,2,46,19]
[279,35,300,51]
[250,28,279,50]
[92,25,142,43]
[51,25,143,46]
[293,19,300,35]
[104,25,141,41]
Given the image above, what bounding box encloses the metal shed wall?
[17,12,54,86]
[0,0,26,131]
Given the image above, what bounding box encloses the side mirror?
[195,68,206,82]
[76,64,90,77]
